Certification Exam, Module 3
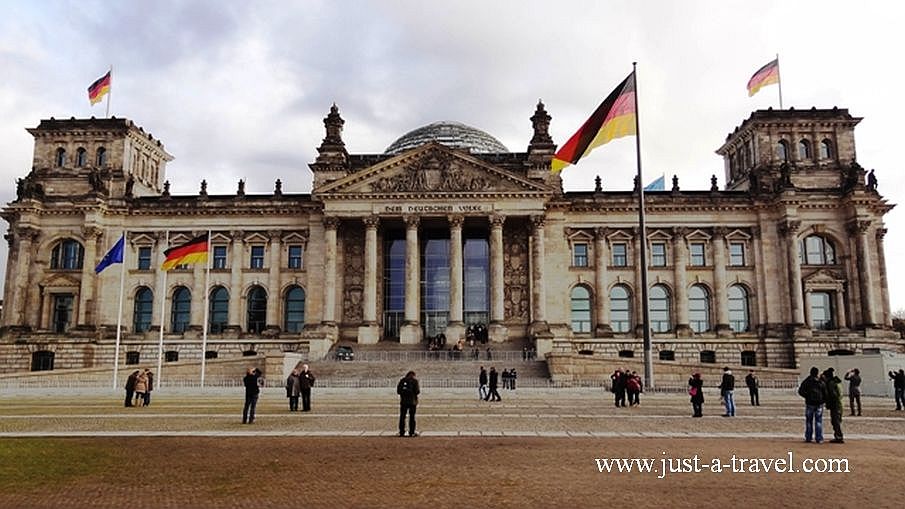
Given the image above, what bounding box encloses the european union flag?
[95,234,125,274]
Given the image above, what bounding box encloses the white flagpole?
[112,231,128,390]
[200,230,212,388]
[105,65,112,118]
[776,53,783,110]
[156,230,169,388]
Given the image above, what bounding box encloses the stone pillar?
[5,227,37,328]
[751,225,767,332]
[594,227,611,336]
[632,228,644,336]
[191,250,205,330]
[876,228,890,326]
[265,230,281,330]
[400,215,422,344]
[358,216,380,344]
[445,215,465,342]
[835,289,848,330]
[712,227,731,335]
[672,228,691,336]
[853,220,876,327]
[322,217,339,327]
[77,226,101,327]
[488,214,509,342]
[780,220,806,331]
[227,230,244,331]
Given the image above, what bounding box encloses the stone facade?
[1,105,902,375]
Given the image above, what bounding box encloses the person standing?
[844,368,862,416]
[286,369,301,411]
[626,372,641,407]
[478,366,489,400]
[397,370,420,437]
[688,372,704,417]
[242,367,261,424]
[745,370,760,406]
[889,369,905,411]
[124,370,139,407]
[719,367,736,417]
[501,369,511,390]
[299,364,316,412]
[610,370,626,408]
[509,368,517,390]
[143,369,154,407]
[797,366,826,443]
[485,366,501,401]
[824,368,844,443]
[134,370,148,407]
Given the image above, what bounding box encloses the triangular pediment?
[41,273,80,288]
[315,143,553,197]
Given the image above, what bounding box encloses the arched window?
[284,285,306,333]
[247,285,267,333]
[800,235,836,265]
[819,139,833,159]
[650,284,672,333]
[776,140,789,162]
[798,139,811,160]
[688,284,711,333]
[170,286,191,333]
[55,147,66,167]
[609,284,632,333]
[50,239,84,269]
[570,285,592,333]
[133,287,153,332]
[75,147,87,167]
[209,286,229,333]
[728,285,750,332]
[96,147,107,167]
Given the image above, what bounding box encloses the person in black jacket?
[797,366,826,443]
[124,370,139,407]
[688,372,704,417]
[299,364,316,412]
[478,366,488,400]
[744,370,759,406]
[397,371,420,436]
[889,369,905,411]
[844,368,862,416]
[485,366,501,401]
[242,367,262,424]
[610,370,626,408]
[719,367,736,417]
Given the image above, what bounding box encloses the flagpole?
[156,230,168,388]
[105,65,112,118]
[633,62,654,390]
[200,230,212,388]
[112,231,128,390]
[776,54,783,110]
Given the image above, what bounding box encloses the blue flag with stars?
[95,234,125,274]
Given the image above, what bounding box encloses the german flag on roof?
[552,72,636,173]
[161,234,209,270]
[88,71,111,105]
[747,59,779,97]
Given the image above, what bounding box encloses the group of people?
[686,368,763,418]
[285,364,316,412]
[123,368,154,407]
[797,366,846,444]
[478,365,508,401]
[610,369,643,407]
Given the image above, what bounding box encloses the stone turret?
[310,104,351,189]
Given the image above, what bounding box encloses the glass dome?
[384,121,508,155]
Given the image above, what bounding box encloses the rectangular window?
[213,245,228,269]
[572,243,588,267]
[651,242,667,267]
[729,242,746,266]
[288,245,303,269]
[690,243,706,266]
[165,350,179,363]
[611,243,627,267]
[137,246,152,270]
[125,351,140,365]
[250,245,265,269]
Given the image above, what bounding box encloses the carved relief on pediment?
[368,152,505,193]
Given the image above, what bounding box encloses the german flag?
[552,72,636,173]
[88,71,111,105]
[161,234,209,270]
[747,59,779,97]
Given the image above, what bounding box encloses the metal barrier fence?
[328,350,538,363]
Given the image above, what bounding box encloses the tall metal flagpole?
[156,231,169,388]
[633,62,654,389]
[112,231,128,390]
[200,231,212,388]
[776,54,783,110]
[105,65,112,118]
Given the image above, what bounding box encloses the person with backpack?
[797,366,826,443]
[823,368,845,443]
[397,370,420,437]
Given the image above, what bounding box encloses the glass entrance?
[422,236,450,338]
[463,236,489,326]
[52,294,74,333]
[383,236,405,339]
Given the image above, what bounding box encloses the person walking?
[124,370,139,407]
[719,367,736,417]
[299,364,316,412]
[485,366,501,401]
[688,372,704,417]
[397,370,420,437]
[286,369,301,411]
[242,367,262,424]
[844,368,862,416]
[797,366,826,443]
[824,368,845,443]
[745,370,760,406]
[478,366,489,400]
[134,370,149,407]
[889,369,905,411]
[142,369,154,407]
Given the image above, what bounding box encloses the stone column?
[712,227,731,335]
[835,289,848,329]
[751,225,767,332]
[191,249,205,331]
[780,220,806,330]
[853,220,876,327]
[672,228,691,336]
[265,230,282,330]
[632,228,644,336]
[227,230,244,331]
[77,226,101,327]
[876,228,890,327]
[487,214,509,342]
[322,217,339,327]
[358,216,380,344]
[445,215,465,342]
[594,227,611,336]
[399,215,422,344]
[6,227,37,328]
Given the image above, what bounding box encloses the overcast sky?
[1,0,903,312]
